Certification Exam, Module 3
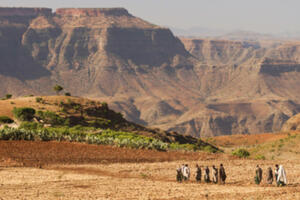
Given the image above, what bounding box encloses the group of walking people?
[176,163,287,186]
[255,164,287,186]
[176,163,226,184]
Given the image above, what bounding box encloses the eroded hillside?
[1,7,300,137]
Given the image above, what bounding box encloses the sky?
[1,0,300,34]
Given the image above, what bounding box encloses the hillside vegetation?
[207,131,300,160]
[0,96,219,152]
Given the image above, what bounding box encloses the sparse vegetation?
[0,96,219,153]
[53,85,63,95]
[12,107,36,121]
[36,110,66,126]
[0,116,14,124]
[35,97,43,103]
[5,94,12,99]
[232,148,250,158]
[254,154,266,160]
[19,122,43,130]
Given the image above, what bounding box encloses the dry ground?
[0,141,299,199]
[207,132,291,148]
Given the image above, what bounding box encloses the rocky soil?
[0,140,299,200]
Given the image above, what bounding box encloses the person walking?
[212,165,218,184]
[195,164,202,182]
[277,165,287,186]
[176,166,183,182]
[219,163,227,184]
[267,167,273,184]
[255,165,263,185]
[274,164,279,182]
[183,164,190,181]
[204,166,210,183]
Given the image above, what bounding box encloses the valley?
[1,7,300,136]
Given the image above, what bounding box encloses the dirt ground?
[0,141,299,200]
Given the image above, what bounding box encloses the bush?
[203,145,218,153]
[232,148,250,158]
[102,102,108,109]
[65,92,71,96]
[12,107,36,121]
[5,94,12,99]
[36,110,65,126]
[53,85,63,95]
[19,122,43,130]
[0,116,14,124]
[255,154,266,160]
[35,97,43,103]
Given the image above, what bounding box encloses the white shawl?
[277,165,287,184]
[183,166,190,178]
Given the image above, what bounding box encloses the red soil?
[0,141,219,167]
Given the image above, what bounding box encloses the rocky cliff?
[1,7,300,137]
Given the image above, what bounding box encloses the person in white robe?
[277,165,287,186]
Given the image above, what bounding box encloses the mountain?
[1,7,300,137]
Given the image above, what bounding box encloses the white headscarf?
[277,165,287,184]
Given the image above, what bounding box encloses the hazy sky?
[1,0,300,33]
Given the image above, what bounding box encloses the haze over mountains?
[171,27,300,41]
[1,7,300,137]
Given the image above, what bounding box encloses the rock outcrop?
[282,113,300,131]
[55,8,131,17]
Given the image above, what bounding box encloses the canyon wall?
[1,7,300,137]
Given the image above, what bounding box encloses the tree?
[53,85,63,95]
[5,94,12,99]
[12,107,36,121]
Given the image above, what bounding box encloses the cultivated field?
[0,141,299,200]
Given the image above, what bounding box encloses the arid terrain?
[0,96,299,199]
[1,7,300,137]
[1,4,300,200]
[0,140,299,200]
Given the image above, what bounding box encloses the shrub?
[5,94,12,99]
[35,97,43,103]
[0,116,14,124]
[19,122,43,130]
[203,145,218,153]
[88,118,111,128]
[36,110,65,125]
[65,92,71,96]
[53,85,63,95]
[255,155,266,160]
[102,102,108,109]
[12,107,36,121]
[232,148,250,158]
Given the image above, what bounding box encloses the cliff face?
[180,38,261,66]
[1,7,300,137]
[55,8,131,17]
